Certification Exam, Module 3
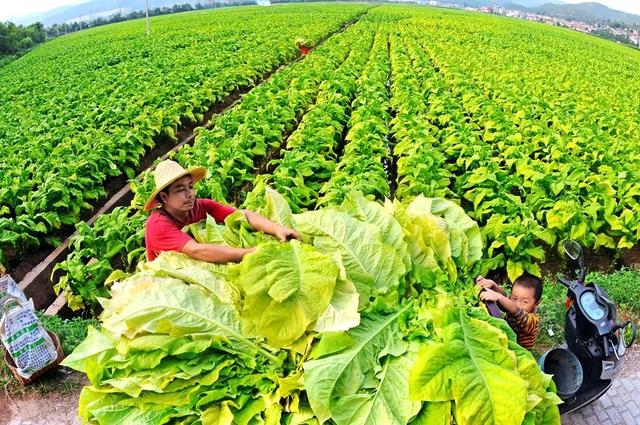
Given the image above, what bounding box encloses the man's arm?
[181,240,254,263]
[242,210,301,241]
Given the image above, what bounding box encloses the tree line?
[0,22,46,58]
[45,3,220,37]
[591,28,640,48]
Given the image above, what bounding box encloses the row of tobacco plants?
[53,11,378,312]
[384,9,640,279]
[51,5,640,311]
[0,3,371,266]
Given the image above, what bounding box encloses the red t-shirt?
[145,198,236,261]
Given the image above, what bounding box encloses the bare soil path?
[0,369,87,425]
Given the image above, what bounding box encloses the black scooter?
[483,240,637,415]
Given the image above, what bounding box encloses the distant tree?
[610,20,624,28]
[592,28,635,46]
[0,20,47,59]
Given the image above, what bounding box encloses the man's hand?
[479,288,503,302]
[243,210,302,243]
[275,226,301,242]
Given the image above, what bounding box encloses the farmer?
[295,38,310,55]
[144,159,300,263]
[476,273,543,350]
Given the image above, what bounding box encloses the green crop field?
[2,4,640,422]
[0,0,634,310]
[178,5,640,283]
[3,5,638,276]
[0,4,368,265]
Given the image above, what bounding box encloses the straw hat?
[144,160,207,211]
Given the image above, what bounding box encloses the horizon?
[560,0,640,16]
[1,0,640,25]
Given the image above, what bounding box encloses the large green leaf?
[99,274,273,359]
[265,187,294,228]
[409,401,452,425]
[404,197,456,277]
[484,315,562,424]
[387,198,456,286]
[303,306,412,424]
[312,253,360,333]
[429,198,482,269]
[330,352,421,425]
[91,404,175,425]
[223,211,274,248]
[62,326,117,377]
[187,215,229,246]
[141,251,237,303]
[293,210,404,306]
[409,303,529,425]
[339,192,410,271]
[229,241,339,347]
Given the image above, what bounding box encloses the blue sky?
[1,0,639,22]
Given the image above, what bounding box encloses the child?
[476,274,543,350]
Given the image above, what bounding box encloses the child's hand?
[475,275,498,291]
[479,288,503,302]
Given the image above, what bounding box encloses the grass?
[587,268,640,320]
[532,277,568,356]
[533,267,640,357]
[0,312,98,397]
[36,313,100,356]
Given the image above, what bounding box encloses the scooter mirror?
[562,240,583,261]
[623,322,637,348]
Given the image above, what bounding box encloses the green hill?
[532,2,640,25]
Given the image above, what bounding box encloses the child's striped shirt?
[506,307,541,350]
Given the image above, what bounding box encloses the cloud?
[0,0,91,21]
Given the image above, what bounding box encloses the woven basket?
[3,330,65,385]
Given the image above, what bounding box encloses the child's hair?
[513,273,543,303]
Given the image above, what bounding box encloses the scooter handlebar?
[484,300,502,318]
[610,320,630,334]
[558,275,575,288]
[478,288,503,318]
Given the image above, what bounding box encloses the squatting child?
[476,274,543,350]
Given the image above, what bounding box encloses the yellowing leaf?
[570,222,587,241]
[595,233,616,249]
[507,260,525,282]
[506,235,523,251]
[230,241,338,347]
[617,237,634,250]
[410,307,529,425]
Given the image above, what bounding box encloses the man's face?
[510,284,538,313]
[159,175,195,212]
